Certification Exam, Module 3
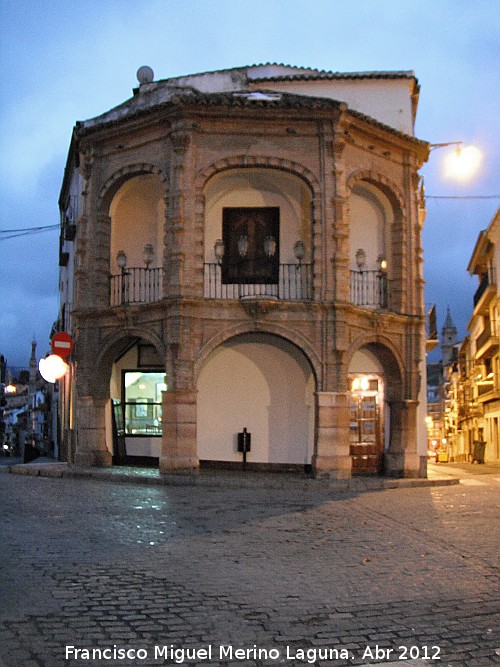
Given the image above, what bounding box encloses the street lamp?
[429,141,482,180]
[39,355,68,383]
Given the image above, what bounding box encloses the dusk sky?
[0,0,499,369]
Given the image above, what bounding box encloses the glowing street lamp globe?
[443,145,482,180]
[39,354,68,383]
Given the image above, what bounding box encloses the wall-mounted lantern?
[238,235,249,258]
[116,250,129,304]
[264,235,277,258]
[356,248,366,270]
[377,255,388,272]
[143,243,155,268]
[214,239,225,264]
[116,250,127,270]
[294,240,306,265]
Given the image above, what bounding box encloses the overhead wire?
[0,224,59,241]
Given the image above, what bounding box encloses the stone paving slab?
[0,468,498,666]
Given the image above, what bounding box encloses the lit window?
[123,371,166,436]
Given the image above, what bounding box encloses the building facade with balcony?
[458,208,500,461]
[57,63,430,477]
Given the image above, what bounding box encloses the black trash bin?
[472,440,486,464]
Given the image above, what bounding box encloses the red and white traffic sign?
[51,332,74,359]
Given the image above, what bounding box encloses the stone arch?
[346,169,405,215]
[346,335,412,475]
[196,155,321,200]
[196,329,317,466]
[89,327,167,399]
[197,157,322,298]
[193,321,321,389]
[346,334,404,400]
[97,163,169,216]
[346,169,407,311]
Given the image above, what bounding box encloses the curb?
[4,461,460,494]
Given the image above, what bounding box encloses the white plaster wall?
[197,334,315,464]
[125,437,161,457]
[110,175,164,273]
[348,348,384,374]
[350,184,393,272]
[257,78,415,135]
[204,169,311,264]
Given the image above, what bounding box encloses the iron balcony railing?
[204,263,313,300]
[473,268,496,306]
[110,267,162,306]
[350,270,388,309]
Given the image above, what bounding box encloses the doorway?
[349,375,384,475]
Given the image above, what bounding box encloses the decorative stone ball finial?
[137,66,154,85]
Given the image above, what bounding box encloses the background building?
[56,63,432,478]
[430,208,500,463]
[0,342,57,460]
[461,208,500,461]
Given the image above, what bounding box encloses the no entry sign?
[51,331,74,359]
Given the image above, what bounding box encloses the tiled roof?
[250,70,417,82]
[75,88,427,149]
[162,63,416,81]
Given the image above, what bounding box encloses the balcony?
[475,321,499,359]
[473,268,496,312]
[426,304,439,352]
[204,263,312,300]
[350,270,388,309]
[110,268,162,306]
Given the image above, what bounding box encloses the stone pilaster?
[74,396,112,467]
[384,399,423,477]
[160,390,198,472]
[314,391,352,478]
[93,214,112,306]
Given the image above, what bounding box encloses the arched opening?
[93,335,166,466]
[348,343,403,475]
[349,181,395,309]
[108,174,165,304]
[203,169,312,300]
[196,333,316,470]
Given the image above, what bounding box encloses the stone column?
[159,389,198,472]
[74,396,112,467]
[314,391,352,478]
[384,399,423,477]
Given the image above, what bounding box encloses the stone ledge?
[7,460,460,494]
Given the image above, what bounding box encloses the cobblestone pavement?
[0,465,499,667]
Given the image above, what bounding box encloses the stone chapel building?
[57,63,431,477]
